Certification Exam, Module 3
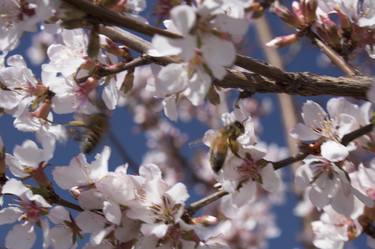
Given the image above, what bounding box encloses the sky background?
[0,0,371,248]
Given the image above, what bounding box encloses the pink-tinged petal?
[302,100,327,129]
[6,223,36,249]
[360,102,372,125]
[337,113,358,138]
[6,154,29,178]
[103,201,122,225]
[0,207,22,225]
[52,154,90,189]
[357,162,375,189]
[78,189,104,210]
[176,34,196,61]
[141,223,168,238]
[170,5,196,35]
[290,123,320,141]
[91,226,113,245]
[96,174,136,206]
[149,35,181,57]
[201,35,236,79]
[52,94,76,114]
[28,194,51,208]
[368,84,375,103]
[214,14,249,37]
[261,164,281,193]
[48,226,73,249]
[352,187,374,208]
[114,217,140,242]
[232,180,256,207]
[102,80,119,110]
[2,178,30,196]
[14,140,45,167]
[165,183,189,204]
[0,90,22,110]
[162,96,178,121]
[331,186,355,217]
[139,164,162,180]
[308,187,330,209]
[48,206,69,224]
[321,141,349,162]
[76,211,106,233]
[183,69,211,106]
[327,97,359,119]
[89,146,110,181]
[295,166,311,190]
[156,63,188,95]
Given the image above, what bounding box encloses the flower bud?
[266,33,299,48]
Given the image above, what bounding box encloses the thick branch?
[99,26,373,100]
[62,0,180,38]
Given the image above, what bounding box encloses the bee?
[67,112,109,154]
[209,121,245,173]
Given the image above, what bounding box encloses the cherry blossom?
[295,155,373,216]
[0,179,51,249]
[312,204,364,249]
[0,0,56,52]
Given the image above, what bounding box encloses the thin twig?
[301,29,358,76]
[187,190,228,215]
[97,55,153,77]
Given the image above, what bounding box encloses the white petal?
[2,178,30,196]
[48,206,70,224]
[170,5,196,35]
[76,211,106,233]
[6,223,36,249]
[290,123,320,141]
[302,101,327,129]
[162,96,178,121]
[103,201,122,225]
[52,155,90,189]
[148,35,181,57]
[331,186,355,217]
[141,223,168,238]
[48,226,73,249]
[201,35,236,79]
[14,140,45,167]
[260,164,281,193]
[183,69,211,106]
[165,183,189,204]
[139,163,162,180]
[231,181,256,207]
[0,207,22,225]
[321,141,349,162]
[368,84,375,103]
[89,146,110,181]
[214,14,249,37]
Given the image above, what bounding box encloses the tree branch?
[62,0,180,38]
[99,26,373,100]
[187,190,228,215]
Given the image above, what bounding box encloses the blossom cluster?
[0,0,375,249]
